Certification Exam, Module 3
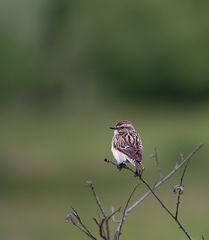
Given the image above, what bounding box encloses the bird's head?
[110,120,135,134]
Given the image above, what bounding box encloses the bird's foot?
[134,169,143,178]
[134,170,139,177]
[117,163,127,171]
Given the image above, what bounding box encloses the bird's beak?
[109,126,118,130]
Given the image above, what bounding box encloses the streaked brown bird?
[110,120,144,175]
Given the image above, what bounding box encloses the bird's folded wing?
[117,133,142,161]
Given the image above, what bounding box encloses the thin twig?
[126,143,203,215]
[113,184,140,240]
[92,217,100,227]
[96,208,107,238]
[100,208,122,240]
[152,147,163,180]
[86,181,110,239]
[105,144,204,240]
[87,181,106,218]
[93,217,106,240]
[106,207,121,223]
[104,158,135,175]
[99,218,107,240]
[96,208,102,223]
[139,176,192,240]
[111,206,121,223]
[71,208,95,237]
[65,208,97,240]
[175,151,192,219]
[105,144,203,216]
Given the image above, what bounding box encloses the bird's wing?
[116,132,143,162]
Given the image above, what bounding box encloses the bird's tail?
[135,161,144,175]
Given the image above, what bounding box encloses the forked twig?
[86,181,106,218]
[65,208,96,240]
[174,151,192,219]
[105,143,203,216]
[86,181,110,239]
[104,207,121,226]
[67,144,203,240]
[99,208,121,240]
[93,217,106,240]
[111,206,121,223]
[99,218,107,240]
[126,143,203,215]
[152,147,163,180]
[139,176,192,240]
[113,184,140,240]
[96,208,107,238]
[105,144,204,240]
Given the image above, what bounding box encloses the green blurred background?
[0,0,209,239]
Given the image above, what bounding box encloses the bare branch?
[96,208,107,238]
[139,176,192,240]
[126,143,203,215]
[86,181,106,217]
[86,181,110,239]
[175,150,192,219]
[113,184,140,240]
[106,207,121,224]
[105,144,203,217]
[99,218,107,240]
[67,143,203,240]
[94,208,121,240]
[111,206,121,223]
[104,158,135,175]
[96,208,102,222]
[152,147,163,180]
[105,144,204,240]
[93,217,107,240]
[65,208,96,240]
[92,217,100,227]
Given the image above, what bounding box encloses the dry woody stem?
[105,143,203,240]
[86,181,110,239]
[113,184,140,240]
[66,143,203,240]
[125,143,203,216]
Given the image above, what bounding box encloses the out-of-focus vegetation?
[1,0,209,105]
[0,0,209,239]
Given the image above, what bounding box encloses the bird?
[110,120,144,175]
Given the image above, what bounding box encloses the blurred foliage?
[0,0,209,106]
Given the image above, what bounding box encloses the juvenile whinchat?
[110,120,144,175]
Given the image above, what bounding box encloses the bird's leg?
[134,169,141,177]
[117,163,127,171]
[134,168,144,178]
[134,170,139,177]
[134,161,144,177]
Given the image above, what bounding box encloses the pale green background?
[0,0,209,239]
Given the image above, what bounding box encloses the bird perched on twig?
[110,120,144,176]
